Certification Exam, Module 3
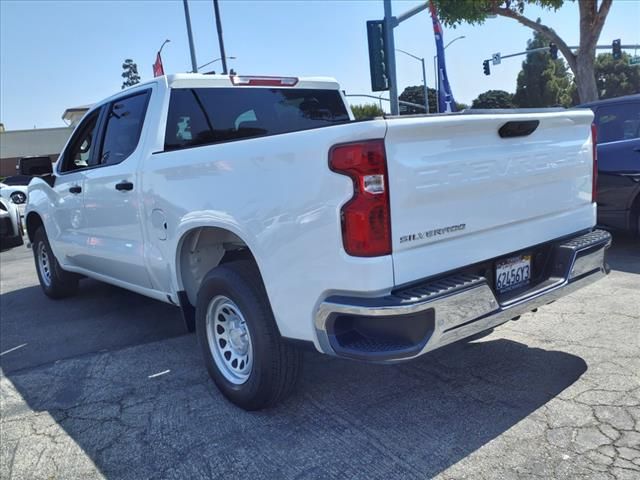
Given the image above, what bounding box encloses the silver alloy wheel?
[37,242,52,287]
[206,295,253,385]
[10,192,26,204]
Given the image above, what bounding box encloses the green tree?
[351,103,385,120]
[399,86,437,114]
[121,59,140,89]
[595,53,640,100]
[399,86,468,113]
[513,28,574,107]
[472,90,515,109]
[433,0,613,103]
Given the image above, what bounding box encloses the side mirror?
[18,156,53,176]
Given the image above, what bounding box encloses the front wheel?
[196,260,302,410]
[10,191,26,204]
[32,227,79,299]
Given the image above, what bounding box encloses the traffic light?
[612,39,622,60]
[483,60,491,76]
[549,43,558,60]
[367,20,390,91]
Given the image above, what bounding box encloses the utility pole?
[213,0,228,75]
[383,0,399,115]
[382,1,432,115]
[183,0,198,73]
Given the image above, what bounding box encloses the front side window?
[164,87,350,151]
[595,103,640,144]
[60,110,101,173]
[99,91,150,165]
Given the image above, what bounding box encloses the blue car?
[580,94,640,235]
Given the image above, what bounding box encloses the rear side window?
[99,91,150,165]
[164,88,350,151]
[595,103,640,144]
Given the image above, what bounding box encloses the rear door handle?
[115,181,134,191]
[69,185,82,194]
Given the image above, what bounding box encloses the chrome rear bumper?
[314,229,612,362]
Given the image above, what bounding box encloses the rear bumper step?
[314,229,612,362]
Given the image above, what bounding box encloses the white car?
[0,182,28,205]
[0,197,24,251]
[26,74,610,409]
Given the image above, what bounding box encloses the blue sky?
[1,0,639,130]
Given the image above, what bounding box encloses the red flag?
[153,52,164,77]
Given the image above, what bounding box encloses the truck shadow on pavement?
[0,279,185,374]
[2,330,587,479]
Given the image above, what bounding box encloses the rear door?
[384,110,596,285]
[593,101,640,230]
[80,90,153,288]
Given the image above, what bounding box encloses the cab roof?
[91,74,342,116]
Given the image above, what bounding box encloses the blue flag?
[429,1,457,113]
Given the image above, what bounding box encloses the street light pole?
[396,48,429,114]
[432,35,465,113]
[158,39,170,56]
[212,0,228,74]
[420,56,428,114]
[182,0,198,73]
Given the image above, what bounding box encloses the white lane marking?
[148,369,170,379]
[0,343,27,357]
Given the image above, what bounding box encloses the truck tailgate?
[384,110,596,286]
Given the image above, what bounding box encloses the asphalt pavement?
[1,235,639,480]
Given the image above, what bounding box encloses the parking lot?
[0,235,638,480]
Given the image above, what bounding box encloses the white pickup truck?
[26,74,611,409]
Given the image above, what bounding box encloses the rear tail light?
[230,75,298,87]
[591,122,598,203]
[329,140,391,257]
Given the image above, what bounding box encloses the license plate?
[495,254,531,293]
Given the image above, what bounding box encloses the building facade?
[0,105,90,177]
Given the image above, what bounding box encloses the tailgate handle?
[499,120,540,138]
[115,181,134,191]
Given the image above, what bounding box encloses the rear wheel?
[32,227,79,298]
[196,260,302,410]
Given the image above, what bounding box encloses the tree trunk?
[574,0,613,103]
[575,48,599,103]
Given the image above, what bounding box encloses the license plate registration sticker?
[496,254,531,293]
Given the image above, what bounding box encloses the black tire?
[32,226,79,299]
[196,260,302,410]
